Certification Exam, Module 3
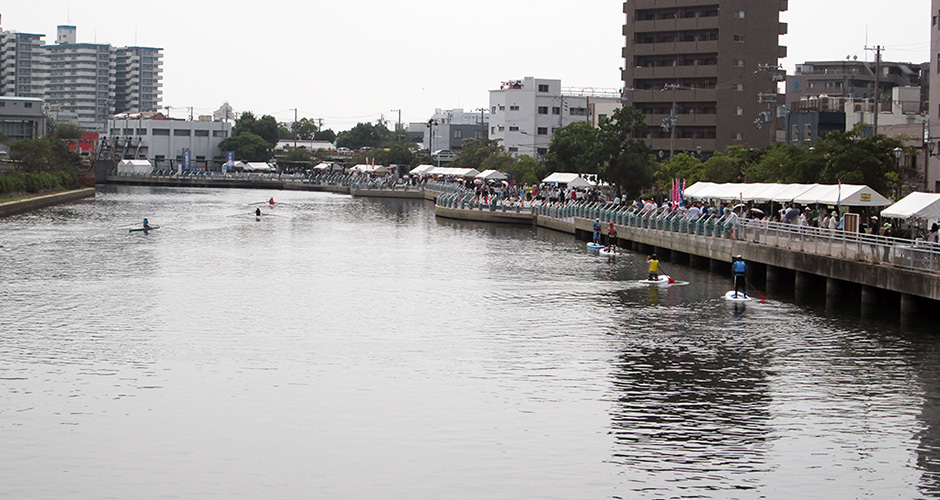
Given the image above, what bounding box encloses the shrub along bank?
[0,170,79,197]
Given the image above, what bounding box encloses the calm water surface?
[1,185,939,499]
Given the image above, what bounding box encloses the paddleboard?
[639,275,672,285]
[129,225,160,233]
[599,248,619,256]
[724,291,752,301]
[587,242,604,250]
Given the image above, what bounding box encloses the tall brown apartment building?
[622,0,788,158]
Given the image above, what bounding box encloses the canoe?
[129,225,160,233]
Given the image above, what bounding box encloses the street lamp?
[893,146,903,198]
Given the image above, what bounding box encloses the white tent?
[244,162,274,172]
[117,159,153,174]
[410,165,435,175]
[794,183,891,207]
[881,192,940,220]
[476,169,508,180]
[542,172,596,188]
[428,167,480,177]
[312,162,333,171]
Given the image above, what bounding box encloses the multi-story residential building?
[621,0,788,158]
[488,77,619,158]
[0,96,44,141]
[423,108,488,153]
[106,112,231,171]
[0,22,163,133]
[929,0,940,192]
[786,59,927,113]
[0,28,45,98]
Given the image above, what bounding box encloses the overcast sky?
[1,1,931,131]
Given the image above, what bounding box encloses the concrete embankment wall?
[0,188,96,218]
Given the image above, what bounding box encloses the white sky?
[1,1,931,131]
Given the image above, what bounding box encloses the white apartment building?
[107,113,231,170]
[0,22,163,133]
[488,77,619,158]
[423,108,488,152]
[0,29,45,98]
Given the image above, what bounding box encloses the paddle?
[746,277,767,302]
[657,262,676,284]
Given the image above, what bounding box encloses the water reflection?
[1,186,940,499]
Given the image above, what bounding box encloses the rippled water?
[1,185,939,499]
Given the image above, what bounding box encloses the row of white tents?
[407,165,509,180]
[683,182,891,207]
[881,192,940,223]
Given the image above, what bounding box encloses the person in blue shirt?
[732,255,747,298]
[593,219,601,244]
[142,218,150,229]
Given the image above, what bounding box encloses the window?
[733,11,745,19]
[0,102,5,107]
[453,130,462,138]
[498,126,505,131]
[537,127,548,135]
[24,102,32,108]
[538,106,548,114]
[498,105,505,111]
[508,147,518,153]
[136,128,147,135]
[174,129,191,136]
[509,105,519,111]
[733,107,743,116]
[733,59,745,67]
[537,148,547,155]
[123,129,134,135]
[552,107,560,115]
[152,128,170,136]
[731,132,743,140]
[733,35,745,42]
[732,83,744,91]
[791,125,799,142]
[598,114,608,122]
[213,130,226,138]
[509,126,519,131]
[538,84,549,92]
[491,106,496,113]
[491,126,496,134]
[195,130,209,137]
[804,124,812,140]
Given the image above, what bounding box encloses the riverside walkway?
[434,192,940,317]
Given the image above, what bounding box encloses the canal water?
[1,185,939,499]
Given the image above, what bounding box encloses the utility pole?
[756,64,782,145]
[663,84,679,159]
[474,107,487,140]
[390,109,401,141]
[866,45,883,135]
[291,108,298,148]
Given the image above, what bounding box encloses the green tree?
[544,121,601,174]
[314,129,336,142]
[509,155,542,185]
[653,152,703,190]
[232,112,280,146]
[277,123,293,140]
[53,122,84,140]
[218,132,273,162]
[291,118,319,141]
[9,138,82,172]
[597,106,654,198]
[454,137,504,171]
[336,122,394,150]
[811,125,905,197]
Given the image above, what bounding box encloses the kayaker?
[255,208,262,217]
[269,197,275,206]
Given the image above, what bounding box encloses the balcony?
[632,40,718,56]
[630,15,719,34]
[630,64,718,80]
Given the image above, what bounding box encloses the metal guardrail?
[528,202,940,274]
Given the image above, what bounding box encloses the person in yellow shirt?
[646,254,659,281]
